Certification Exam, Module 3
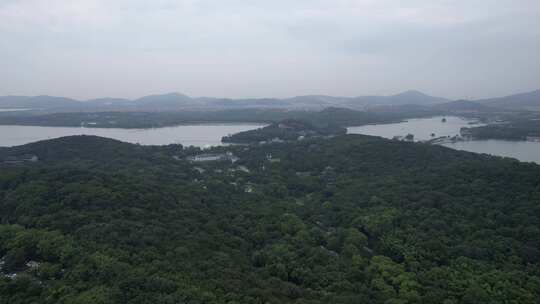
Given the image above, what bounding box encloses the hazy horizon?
[1,88,540,102]
[2,1,539,100]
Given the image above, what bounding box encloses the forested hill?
[0,107,410,129]
[0,136,138,162]
[221,119,346,143]
[1,135,540,303]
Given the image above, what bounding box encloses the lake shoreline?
[0,123,266,148]
[348,116,540,164]
[0,121,272,129]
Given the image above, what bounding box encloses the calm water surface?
[347,116,478,141]
[0,108,31,112]
[0,124,265,147]
[442,140,540,163]
[348,116,540,164]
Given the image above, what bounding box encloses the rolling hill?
[432,100,495,112]
[1,134,539,302]
[0,90,450,112]
[477,89,540,110]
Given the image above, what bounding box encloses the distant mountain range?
[0,89,538,112]
[0,90,449,112]
[477,89,540,111]
[432,100,497,112]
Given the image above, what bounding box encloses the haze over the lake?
[1,0,539,101]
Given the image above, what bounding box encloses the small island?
[221,119,346,144]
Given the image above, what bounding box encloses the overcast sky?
[1,0,539,100]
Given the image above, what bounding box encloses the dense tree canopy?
[222,119,345,144]
[0,135,539,303]
[462,112,540,140]
[0,107,433,129]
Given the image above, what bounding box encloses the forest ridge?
[0,134,539,303]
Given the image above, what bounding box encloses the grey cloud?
[0,0,539,100]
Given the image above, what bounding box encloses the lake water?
[0,124,265,148]
[347,116,479,141]
[442,140,540,163]
[348,116,540,164]
[0,108,31,112]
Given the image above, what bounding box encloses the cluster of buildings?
[0,257,40,280]
[187,152,239,163]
